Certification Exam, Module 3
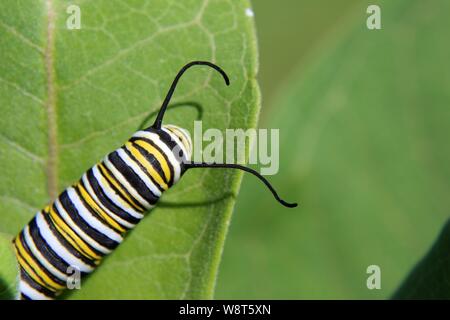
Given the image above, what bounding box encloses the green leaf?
[393,219,450,299]
[0,233,17,300]
[251,0,360,104]
[0,0,259,299]
[217,0,450,298]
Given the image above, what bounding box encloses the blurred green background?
[216,0,450,299]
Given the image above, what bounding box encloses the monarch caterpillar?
[12,61,297,300]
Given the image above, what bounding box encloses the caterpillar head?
[161,124,192,164]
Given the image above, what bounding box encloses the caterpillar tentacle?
[12,61,296,300]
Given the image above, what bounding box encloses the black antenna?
[185,162,298,208]
[152,61,230,129]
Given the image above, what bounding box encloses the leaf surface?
[0,0,259,299]
[217,0,450,298]
[393,219,450,299]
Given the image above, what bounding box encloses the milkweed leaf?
[0,0,259,299]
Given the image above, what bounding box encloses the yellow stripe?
[166,126,191,154]
[98,163,144,212]
[48,214,88,259]
[77,183,125,233]
[48,207,101,261]
[133,140,171,183]
[16,254,53,291]
[14,241,50,289]
[15,238,62,291]
[126,142,168,190]
[98,174,139,215]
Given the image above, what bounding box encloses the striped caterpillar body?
[12,61,297,300]
[13,126,191,300]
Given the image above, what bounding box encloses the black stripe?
[159,128,188,163]
[74,183,112,229]
[52,202,105,258]
[145,127,181,155]
[16,246,54,293]
[87,168,140,226]
[131,141,167,184]
[74,182,124,234]
[20,293,32,300]
[98,163,145,212]
[29,217,70,275]
[166,126,190,156]
[108,151,160,205]
[131,138,174,186]
[59,189,119,250]
[143,128,187,175]
[18,231,66,287]
[41,209,97,268]
[20,267,55,299]
[122,147,165,193]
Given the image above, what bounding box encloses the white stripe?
[133,130,181,182]
[82,168,136,229]
[162,127,190,163]
[116,148,162,197]
[103,156,153,209]
[164,125,192,160]
[92,165,144,220]
[54,197,111,254]
[23,225,68,282]
[35,212,94,273]
[67,187,123,243]
[20,280,52,300]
